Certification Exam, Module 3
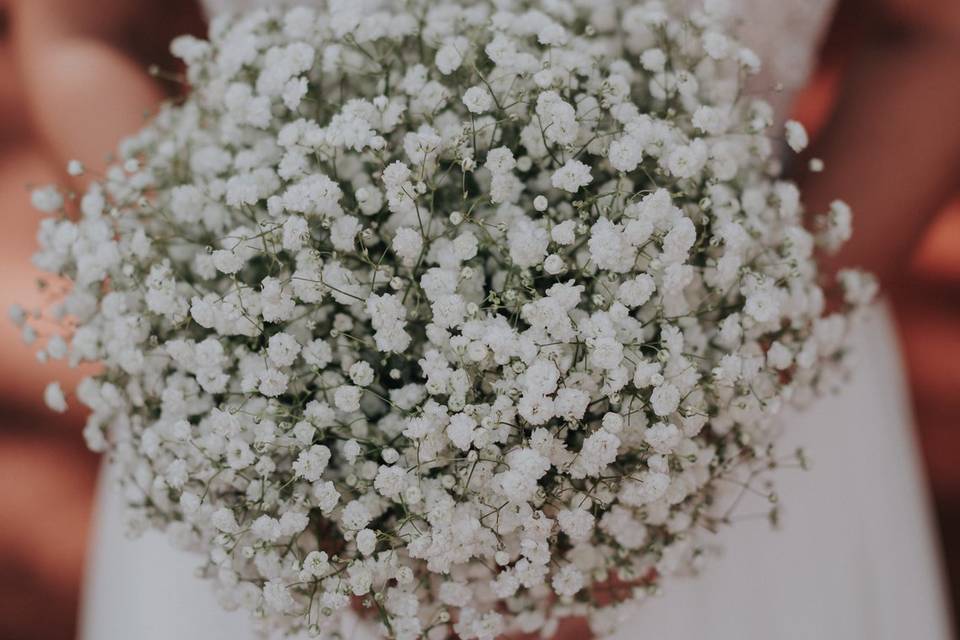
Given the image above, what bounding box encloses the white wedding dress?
[80,2,954,639]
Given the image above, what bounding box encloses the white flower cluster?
[19,1,876,638]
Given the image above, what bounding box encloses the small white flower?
[447,413,477,451]
[301,551,330,579]
[44,382,67,413]
[349,361,375,386]
[259,368,289,397]
[640,48,666,72]
[211,508,239,534]
[293,445,331,482]
[341,500,372,530]
[435,37,468,75]
[374,464,407,499]
[252,515,282,542]
[31,186,63,213]
[267,332,301,367]
[211,250,243,275]
[485,147,516,175]
[667,141,708,179]
[356,528,377,555]
[767,341,794,370]
[312,481,340,514]
[263,580,295,613]
[552,565,584,598]
[551,220,576,245]
[692,105,729,136]
[462,85,493,114]
[745,288,781,323]
[551,159,593,193]
[702,31,731,59]
[619,274,656,308]
[557,508,595,543]
[609,137,643,172]
[334,385,362,412]
[543,254,565,275]
[392,227,423,265]
[8,304,26,327]
[282,216,309,251]
[785,120,809,153]
[644,422,682,453]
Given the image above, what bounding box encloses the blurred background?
[0,2,957,639]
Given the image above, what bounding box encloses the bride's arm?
[800,0,960,285]
[9,0,166,172]
[8,0,201,173]
[1,1,199,403]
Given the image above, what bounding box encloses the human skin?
[9,0,200,173]
[800,0,960,286]
[3,1,959,638]
[1,0,202,407]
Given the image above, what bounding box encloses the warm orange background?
[0,4,957,640]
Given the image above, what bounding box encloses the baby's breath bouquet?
[17,0,876,638]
